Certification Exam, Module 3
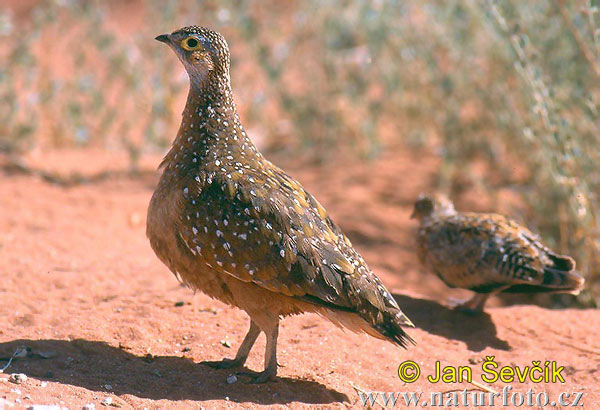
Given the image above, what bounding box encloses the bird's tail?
[375,308,416,348]
[507,253,585,294]
[318,305,416,348]
[541,253,584,294]
[540,269,585,295]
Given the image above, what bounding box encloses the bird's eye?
[181,37,202,51]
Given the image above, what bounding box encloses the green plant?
[1,0,598,305]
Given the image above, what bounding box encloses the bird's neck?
[188,71,235,116]
[159,78,260,177]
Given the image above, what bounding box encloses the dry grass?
[1,0,598,305]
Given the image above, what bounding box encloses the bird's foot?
[235,369,277,384]
[447,296,485,314]
[201,357,245,370]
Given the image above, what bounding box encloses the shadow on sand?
[0,339,348,405]
[392,293,511,352]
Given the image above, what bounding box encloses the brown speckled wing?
[417,213,550,291]
[175,160,402,317]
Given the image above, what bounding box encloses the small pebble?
[182,347,191,353]
[220,339,231,348]
[83,403,96,410]
[174,301,185,307]
[226,374,237,384]
[11,388,21,395]
[9,373,27,384]
[468,357,483,364]
[27,406,61,410]
[101,397,113,406]
[104,384,112,390]
[40,381,48,387]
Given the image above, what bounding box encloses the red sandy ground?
[0,146,598,409]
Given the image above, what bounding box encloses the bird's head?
[155,26,230,91]
[411,193,456,221]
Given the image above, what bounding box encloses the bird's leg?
[451,285,512,313]
[452,293,490,314]
[202,320,260,369]
[237,320,279,383]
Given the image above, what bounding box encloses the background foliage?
[1,0,598,306]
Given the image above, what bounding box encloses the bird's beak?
[155,34,171,44]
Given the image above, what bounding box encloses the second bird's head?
[411,193,456,222]
[156,26,230,90]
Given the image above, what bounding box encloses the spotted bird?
[412,194,585,312]
[147,26,414,383]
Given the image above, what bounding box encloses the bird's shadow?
[0,339,348,405]
[392,293,511,352]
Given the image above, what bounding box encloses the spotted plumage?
[412,194,585,312]
[147,26,414,383]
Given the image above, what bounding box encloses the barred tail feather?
[505,268,585,294]
[377,309,416,348]
[541,267,585,294]
[548,252,576,271]
[318,307,415,349]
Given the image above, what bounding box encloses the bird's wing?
[175,161,413,344]
[418,213,554,291]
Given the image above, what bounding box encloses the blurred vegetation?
[0,0,598,306]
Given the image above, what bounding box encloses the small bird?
[412,194,585,312]
[147,26,414,383]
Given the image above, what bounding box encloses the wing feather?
[172,160,414,347]
[418,213,554,290]
[176,164,388,311]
